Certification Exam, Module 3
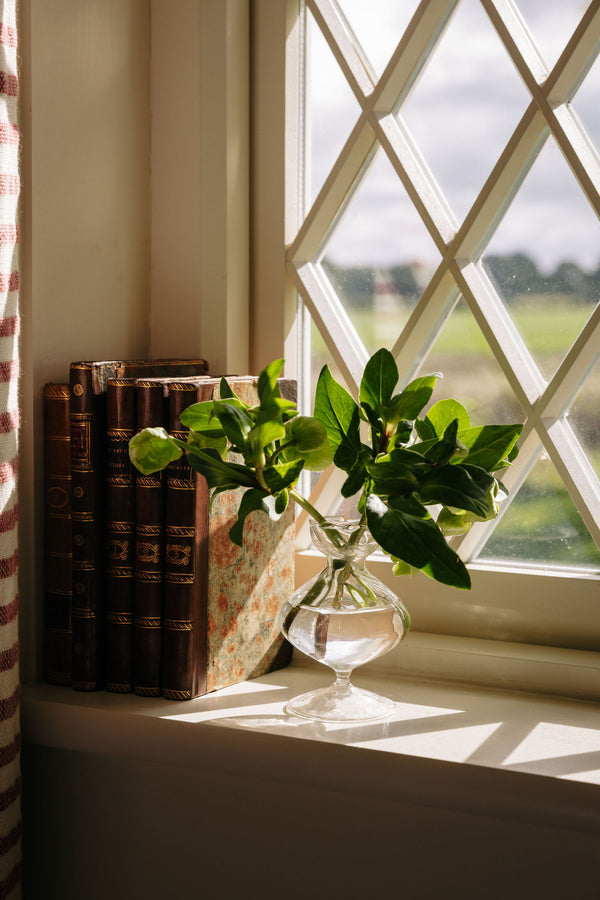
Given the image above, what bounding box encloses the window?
[252,0,600,658]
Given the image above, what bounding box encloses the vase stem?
[334,670,352,687]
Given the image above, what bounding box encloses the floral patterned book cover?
[162,377,295,700]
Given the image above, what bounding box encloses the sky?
[308,0,600,274]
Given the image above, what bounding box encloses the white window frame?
[251,0,600,698]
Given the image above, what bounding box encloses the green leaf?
[257,358,284,404]
[286,415,329,452]
[418,464,492,518]
[185,446,258,490]
[248,419,286,459]
[367,457,420,497]
[366,494,471,589]
[186,429,228,459]
[375,447,431,467]
[313,365,361,473]
[436,507,472,536]
[129,427,182,475]
[453,424,522,471]
[385,374,440,423]
[423,419,460,465]
[282,416,334,471]
[228,488,271,546]
[425,399,470,437]
[262,458,304,493]
[254,398,297,426]
[274,489,289,515]
[387,421,414,449]
[282,441,333,472]
[218,376,238,400]
[179,400,222,435]
[340,450,370,499]
[212,400,255,449]
[359,348,398,416]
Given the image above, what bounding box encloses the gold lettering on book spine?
[108,538,130,561]
[166,544,191,566]
[136,542,160,564]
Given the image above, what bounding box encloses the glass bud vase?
[279,517,410,723]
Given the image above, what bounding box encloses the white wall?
[19,0,152,684]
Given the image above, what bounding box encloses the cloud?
[308,1,600,272]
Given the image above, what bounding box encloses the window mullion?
[536,303,600,420]
[455,260,545,407]
[541,419,600,549]
[288,116,377,263]
[290,260,369,389]
[306,0,376,99]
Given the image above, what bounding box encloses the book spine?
[161,382,211,701]
[43,383,72,686]
[105,378,137,693]
[133,381,166,696]
[70,363,107,690]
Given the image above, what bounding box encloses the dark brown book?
[132,379,167,696]
[162,376,295,701]
[43,383,73,686]
[104,378,137,692]
[69,358,209,691]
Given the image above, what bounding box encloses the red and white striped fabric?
[0,1,20,896]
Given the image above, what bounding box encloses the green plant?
[129,348,521,590]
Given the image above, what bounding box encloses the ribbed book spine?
[162,381,211,700]
[70,363,112,690]
[133,380,166,696]
[43,383,73,686]
[105,378,137,692]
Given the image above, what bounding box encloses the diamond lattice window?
[287,0,600,574]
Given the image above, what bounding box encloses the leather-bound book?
[132,380,167,696]
[105,378,137,693]
[162,376,295,701]
[43,383,73,686]
[69,358,209,691]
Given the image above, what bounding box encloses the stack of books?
[43,359,294,701]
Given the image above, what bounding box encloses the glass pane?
[320,148,441,355]
[572,52,600,151]
[515,0,592,70]
[338,0,419,77]
[482,137,600,380]
[400,0,531,222]
[567,355,600,482]
[477,450,600,572]
[308,10,362,206]
[414,296,524,425]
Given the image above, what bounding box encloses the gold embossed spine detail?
[105,377,137,693]
[133,379,166,696]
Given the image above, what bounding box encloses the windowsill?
[22,635,600,836]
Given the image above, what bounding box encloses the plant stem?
[287,487,329,526]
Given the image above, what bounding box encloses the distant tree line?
[323,253,600,307]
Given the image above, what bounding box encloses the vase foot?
[284,681,396,723]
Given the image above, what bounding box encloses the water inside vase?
[286,605,406,671]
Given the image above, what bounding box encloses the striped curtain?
[0,1,20,896]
